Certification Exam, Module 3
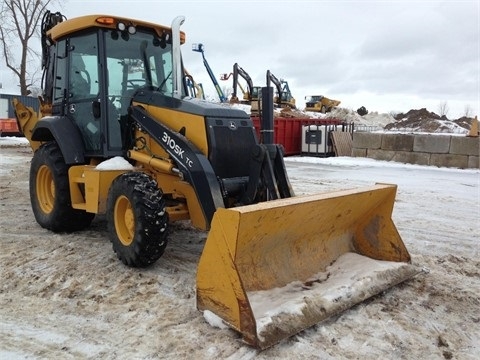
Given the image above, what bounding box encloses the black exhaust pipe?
[243,83,294,203]
[260,85,274,145]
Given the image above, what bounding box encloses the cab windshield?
[105,28,176,109]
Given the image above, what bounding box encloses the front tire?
[30,142,95,232]
[107,172,168,267]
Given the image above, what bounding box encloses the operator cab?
[49,24,180,157]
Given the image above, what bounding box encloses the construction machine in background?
[266,70,296,109]
[220,72,246,102]
[220,63,261,105]
[14,11,418,350]
[0,118,21,136]
[184,68,205,100]
[305,94,341,113]
[192,43,227,102]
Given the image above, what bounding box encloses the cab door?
[66,31,104,155]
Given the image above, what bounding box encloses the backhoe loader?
[14,11,418,349]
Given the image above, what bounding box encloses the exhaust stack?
[171,16,185,98]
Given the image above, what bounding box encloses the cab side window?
[68,32,101,153]
[69,33,99,100]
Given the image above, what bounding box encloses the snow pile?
[202,310,228,330]
[229,103,252,114]
[95,156,135,170]
[0,136,29,147]
[386,118,469,134]
[247,252,418,342]
[326,107,394,127]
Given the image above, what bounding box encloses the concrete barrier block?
[353,132,382,149]
[352,148,367,157]
[468,156,479,168]
[393,151,430,166]
[413,134,451,153]
[367,149,395,161]
[450,136,479,156]
[381,134,415,151]
[430,153,469,168]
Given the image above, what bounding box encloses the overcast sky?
[1,0,478,118]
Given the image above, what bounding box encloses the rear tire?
[107,172,168,267]
[30,142,95,232]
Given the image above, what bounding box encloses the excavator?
[220,72,243,102]
[13,11,418,350]
[220,63,261,105]
[266,70,296,109]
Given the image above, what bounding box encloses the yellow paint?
[114,195,135,246]
[69,166,129,213]
[48,15,185,44]
[145,104,209,155]
[12,98,42,151]
[197,184,413,348]
[36,165,55,214]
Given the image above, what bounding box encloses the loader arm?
[130,106,224,227]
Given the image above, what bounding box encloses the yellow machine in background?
[266,70,296,109]
[305,94,341,113]
[184,68,205,100]
[220,63,261,105]
[14,11,417,349]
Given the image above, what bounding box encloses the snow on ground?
[0,136,29,147]
[0,137,479,359]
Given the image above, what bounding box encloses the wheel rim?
[114,195,135,246]
[36,164,55,214]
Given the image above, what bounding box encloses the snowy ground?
[1,137,479,359]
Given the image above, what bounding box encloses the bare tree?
[0,0,58,95]
[438,101,449,118]
[463,104,473,118]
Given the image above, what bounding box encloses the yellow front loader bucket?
[197,183,418,349]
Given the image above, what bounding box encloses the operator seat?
[70,55,90,99]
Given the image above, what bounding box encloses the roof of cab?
[48,14,186,43]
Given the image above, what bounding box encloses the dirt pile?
[232,103,475,134]
[385,108,472,134]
